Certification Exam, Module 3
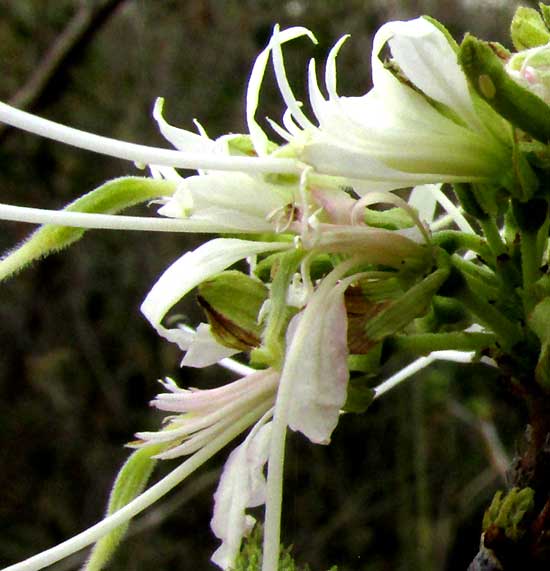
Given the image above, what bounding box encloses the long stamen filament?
[373,350,475,399]
[3,403,268,571]
[0,203,259,233]
[0,102,302,174]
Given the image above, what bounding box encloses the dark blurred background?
[0,1,536,570]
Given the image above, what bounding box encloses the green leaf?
[459,34,550,144]
[83,445,162,571]
[198,270,268,350]
[0,177,176,281]
[511,6,550,50]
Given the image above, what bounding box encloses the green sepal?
[0,177,176,282]
[511,6,550,50]
[364,267,450,342]
[197,270,268,351]
[453,183,488,220]
[414,295,470,333]
[459,34,550,144]
[342,377,375,414]
[83,445,162,571]
[227,135,277,157]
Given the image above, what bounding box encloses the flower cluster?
[3,8,543,571]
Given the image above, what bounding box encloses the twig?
[0,0,126,139]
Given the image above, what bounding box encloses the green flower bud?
[460,35,550,144]
[197,270,268,351]
[510,6,550,51]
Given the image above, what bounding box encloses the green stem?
[480,218,507,258]
[432,230,492,261]
[458,285,521,350]
[451,255,499,299]
[521,230,541,312]
[388,332,497,356]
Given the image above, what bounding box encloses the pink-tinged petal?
[310,187,357,225]
[140,238,290,351]
[210,422,272,570]
[285,284,349,444]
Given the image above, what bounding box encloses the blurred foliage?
[0,1,533,570]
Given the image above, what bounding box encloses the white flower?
[134,257,360,571]
[0,18,485,571]
[259,18,512,192]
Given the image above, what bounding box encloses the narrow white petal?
[307,59,327,123]
[271,25,317,131]
[324,35,350,101]
[285,266,353,444]
[153,98,218,153]
[246,27,317,156]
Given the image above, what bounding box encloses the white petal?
[246,27,317,156]
[181,323,239,368]
[153,98,218,153]
[211,422,272,570]
[375,18,482,132]
[408,184,439,224]
[324,35,350,101]
[271,25,317,131]
[140,238,290,350]
[285,284,349,444]
[303,141,455,190]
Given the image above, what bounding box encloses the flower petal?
[285,278,349,444]
[374,17,483,132]
[140,238,290,350]
[246,27,317,156]
[210,421,272,570]
[181,323,238,368]
[153,98,218,154]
